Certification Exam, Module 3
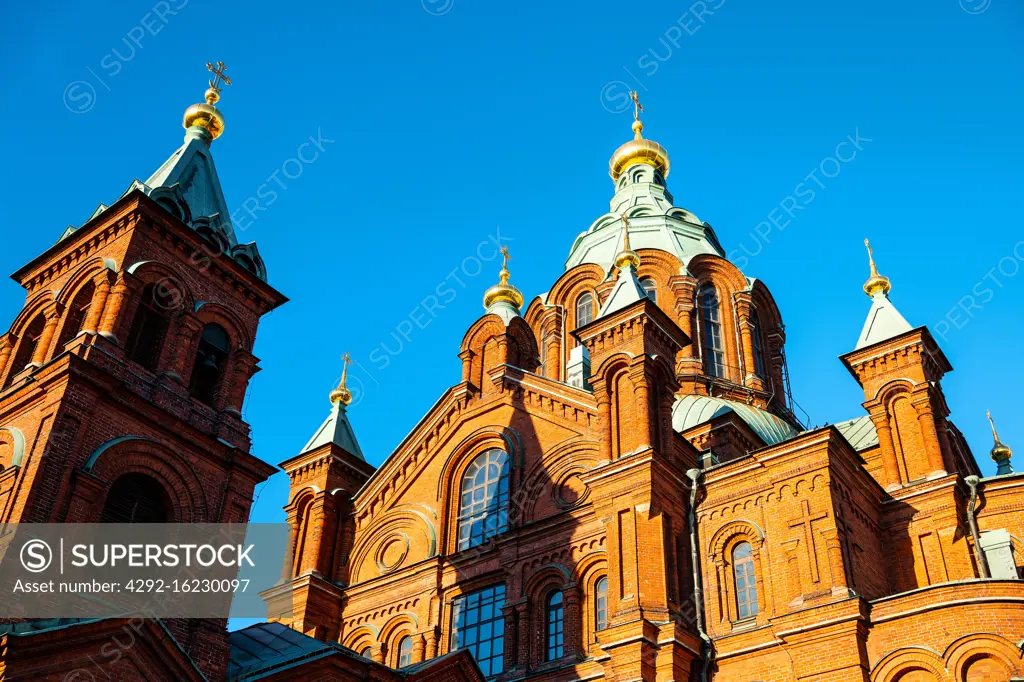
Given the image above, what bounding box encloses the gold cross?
[340,352,351,383]
[206,61,232,92]
[500,246,511,270]
[629,91,644,121]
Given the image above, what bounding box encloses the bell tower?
[0,64,285,680]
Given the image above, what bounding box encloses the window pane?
[398,636,414,667]
[595,577,608,632]
[452,585,506,679]
[700,285,727,378]
[457,450,510,551]
[546,590,564,660]
[732,542,759,619]
[576,293,594,327]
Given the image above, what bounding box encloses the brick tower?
[0,66,284,680]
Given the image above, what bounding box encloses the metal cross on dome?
[500,246,511,270]
[629,90,644,121]
[206,61,232,92]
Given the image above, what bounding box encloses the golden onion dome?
[862,239,892,297]
[609,119,671,180]
[483,247,524,310]
[183,62,231,141]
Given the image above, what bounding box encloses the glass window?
[640,278,657,303]
[452,584,505,678]
[699,284,727,378]
[6,315,45,385]
[100,473,170,523]
[751,311,766,379]
[546,590,564,660]
[457,449,510,551]
[576,292,594,327]
[56,282,95,351]
[360,646,372,658]
[595,577,608,632]
[397,636,413,667]
[733,542,758,619]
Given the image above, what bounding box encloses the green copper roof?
[672,394,798,446]
[855,291,912,350]
[566,162,724,272]
[834,415,879,451]
[301,401,365,460]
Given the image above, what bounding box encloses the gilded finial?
[988,410,1013,474]
[483,246,525,310]
[862,239,892,298]
[609,93,670,180]
[330,353,353,406]
[183,61,232,141]
[614,212,641,271]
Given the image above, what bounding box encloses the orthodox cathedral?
[0,67,1020,681]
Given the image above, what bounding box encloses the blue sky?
[1,0,1021,535]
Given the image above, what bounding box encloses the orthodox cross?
[500,246,511,270]
[788,499,828,583]
[206,61,232,92]
[340,352,351,386]
[630,91,644,121]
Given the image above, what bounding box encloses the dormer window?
[576,292,594,328]
[699,284,726,378]
[640,278,657,304]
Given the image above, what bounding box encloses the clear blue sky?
[1,1,1021,526]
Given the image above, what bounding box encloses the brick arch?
[708,519,765,558]
[707,520,768,624]
[7,289,55,340]
[634,248,682,311]
[350,507,437,583]
[870,647,948,682]
[524,563,575,665]
[943,633,1022,681]
[873,378,918,404]
[83,436,208,523]
[518,440,600,524]
[573,552,608,650]
[379,612,419,665]
[0,426,26,469]
[54,258,115,306]
[193,301,252,351]
[342,624,380,651]
[125,260,196,314]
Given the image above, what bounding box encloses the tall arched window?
[5,315,45,386]
[126,283,176,371]
[546,590,564,660]
[576,292,594,328]
[397,636,413,667]
[732,542,758,619]
[189,323,231,405]
[100,473,170,523]
[699,284,726,378]
[751,311,766,379]
[640,278,657,303]
[457,449,510,551]
[56,281,95,351]
[594,576,608,633]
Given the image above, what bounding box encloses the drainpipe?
[964,475,990,579]
[686,468,713,682]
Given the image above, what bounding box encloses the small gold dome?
[614,214,640,270]
[988,410,1012,462]
[331,353,353,406]
[863,239,892,297]
[609,120,671,180]
[483,247,524,310]
[183,63,231,140]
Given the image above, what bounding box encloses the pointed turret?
[301,354,364,459]
[598,214,650,318]
[855,240,912,349]
[988,411,1014,475]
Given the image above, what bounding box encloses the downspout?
[964,475,990,578]
[686,468,713,682]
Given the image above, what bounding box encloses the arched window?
[5,315,45,386]
[56,282,95,351]
[397,636,414,667]
[699,284,726,378]
[456,449,510,551]
[546,590,564,660]
[594,576,608,632]
[126,283,176,371]
[189,323,231,405]
[640,278,657,303]
[576,292,594,328]
[360,646,372,658]
[751,311,766,379]
[100,473,170,523]
[732,542,758,619]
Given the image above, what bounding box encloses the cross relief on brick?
[788,499,828,583]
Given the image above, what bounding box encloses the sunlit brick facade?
[269,111,1024,682]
